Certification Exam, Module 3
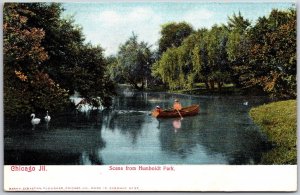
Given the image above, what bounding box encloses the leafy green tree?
[107,55,124,84]
[158,22,194,55]
[23,3,84,93]
[153,25,231,91]
[117,33,153,90]
[190,29,211,90]
[246,8,296,99]
[72,45,115,107]
[226,12,251,33]
[205,25,230,90]
[152,47,182,90]
[153,29,210,90]
[4,3,116,117]
[226,12,251,87]
[18,3,115,107]
[176,32,203,89]
[3,3,69,117]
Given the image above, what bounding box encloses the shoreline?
[249,100,297,164]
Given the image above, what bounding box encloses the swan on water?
[30,113,41,125]
[44,111,51,122]
[243,101,248,106]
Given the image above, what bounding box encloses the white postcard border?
[4,165,297,191]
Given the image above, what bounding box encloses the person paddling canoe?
[173,99,182,110]
[173,99,183,119]
[152,104,199,118]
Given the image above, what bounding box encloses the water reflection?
[172,119,182,133]
[103,109,146,144]
[5,111,106,165]
[159,119,198,160]
[5,91,271,165]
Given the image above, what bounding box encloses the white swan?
[30,113,41,125]
[243,101,248,106]
[44,111,51,122]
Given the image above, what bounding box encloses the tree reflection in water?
[4,110,106,165]
[102,109,146,144]
[102,91,153,144]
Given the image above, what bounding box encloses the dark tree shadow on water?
[102,108,146,145]
[4,110,107,165]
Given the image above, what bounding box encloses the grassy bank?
[250,100,297,164]
[168,83,267,96]
[169,83,238,95]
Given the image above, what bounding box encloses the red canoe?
[152,105,200,118]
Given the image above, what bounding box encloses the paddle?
[176,109,183,120]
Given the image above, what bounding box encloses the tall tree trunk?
[209,80,215,90]
[205,82,210,90]
[217,82,223,91]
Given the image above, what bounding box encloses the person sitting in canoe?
[173,99,182,111]
[155,105,162,113]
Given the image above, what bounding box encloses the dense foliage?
[4,3,115,118]
[250,100,297,164]
[246,9,296,99]
[110,34,154,90]
[152,8,296,99]
[158,22,194,56]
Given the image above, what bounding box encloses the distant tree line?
[109,7,296,100]
[152,8,296,99]
[4,3,115,118]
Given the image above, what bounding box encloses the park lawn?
[250,100,297,164]
[170,83,241,95]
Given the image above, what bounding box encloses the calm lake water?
[4,91,271,165]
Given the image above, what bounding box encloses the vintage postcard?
[3,0,297,192]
